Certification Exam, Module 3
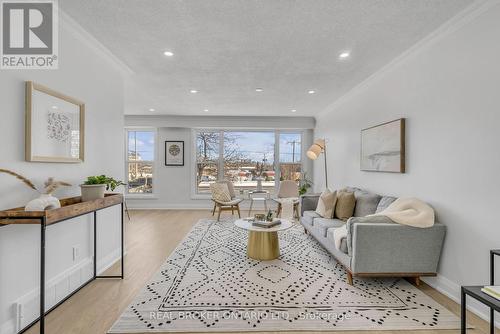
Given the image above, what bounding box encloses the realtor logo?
[1,0,58,69]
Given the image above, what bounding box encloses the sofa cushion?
[353,192,381,217]
[376,196,397,213]
[313,218,345,237]
[315,189,337,218]
[335,191,356,221]
[302,210,320,226]
[326,228,348,254]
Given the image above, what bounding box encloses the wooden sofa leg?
[346,272,353,285]
[304,227,308,234]
[414,276,421,287]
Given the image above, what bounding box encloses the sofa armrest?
[300,194,320,215]
[347,216,446,274]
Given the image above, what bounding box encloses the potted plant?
[80,175,125,202]
[298,172,313,196]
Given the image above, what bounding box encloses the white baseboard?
[0,248,124,334]
[127,202,281,211]
[423,274,500,329]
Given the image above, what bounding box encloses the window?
[194,130,303,195]
[196,131,220,194]
[279,133,302,182]
[126,130,155,194]
[223,131,275,193]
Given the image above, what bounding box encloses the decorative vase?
[256,177,263,192]
[80,184,106,202]
[25,194,61,211]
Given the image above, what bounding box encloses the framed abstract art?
[361,118,405,173]
[25,81,85,163]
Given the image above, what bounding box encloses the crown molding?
[59,9,134,77]
[316,0,496,119]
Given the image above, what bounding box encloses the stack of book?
[252,220,281,228]
[481,286,500,300]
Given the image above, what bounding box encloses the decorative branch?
[43,177,72,194]
[0,168,37,190]
[0,169,71,195]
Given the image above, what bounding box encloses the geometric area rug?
[109,218,460,332]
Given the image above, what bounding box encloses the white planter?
[80,184,106,202]
[25,194,61,211]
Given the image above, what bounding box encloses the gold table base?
[247,231,280,260]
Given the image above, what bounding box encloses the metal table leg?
[461,287,466,334]
[491,250,495,334]
[121,202,124,279]
[40,217,46,334]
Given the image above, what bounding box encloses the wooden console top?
[0,193,123,226]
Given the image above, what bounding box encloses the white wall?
[0,15,125,333]
[314,0,500,323]
[125,115,314,209]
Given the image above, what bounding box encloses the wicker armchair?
[211,180,243,221]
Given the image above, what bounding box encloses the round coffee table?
[234,218,293,260]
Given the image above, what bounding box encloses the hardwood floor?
[25,209,494,334]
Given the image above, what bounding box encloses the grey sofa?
[300,187,446,285]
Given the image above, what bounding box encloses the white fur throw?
[332,224,348,250]
[368,197,435,228]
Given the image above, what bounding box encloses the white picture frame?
[25,81,85,163]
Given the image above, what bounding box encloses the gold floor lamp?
[307,138,328,188]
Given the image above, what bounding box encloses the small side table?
[248,190,270,216]
[461,249,499,334]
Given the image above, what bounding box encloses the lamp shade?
[306,143,322,160]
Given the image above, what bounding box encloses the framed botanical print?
[165,141,184,166]
[361,118,405,173]
[25,81,85,163]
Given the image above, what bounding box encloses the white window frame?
[191,128,305,199]
[124,127,158,199]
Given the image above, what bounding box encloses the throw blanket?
[332,197,435,250]
[332,224,348,250]
[280,198,295,221]
[368,197,435,228]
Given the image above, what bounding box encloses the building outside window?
[194,130,303,195]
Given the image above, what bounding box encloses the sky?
[129,131,154,161]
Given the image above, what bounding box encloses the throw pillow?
[210,183,231,202]
[335,191,356,221]
[315,189,337,218]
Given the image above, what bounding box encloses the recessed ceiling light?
[291,109,297,113]
[51,105,58,109]
[308,90,316,94]
[255,88,263,92]
[148,108,155,112]
[163,51,174,57]
[190,89,198,94]
[339,51,350,59]
[203,109,209,112]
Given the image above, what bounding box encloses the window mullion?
[274,130,280,194]
[219,130,224,180]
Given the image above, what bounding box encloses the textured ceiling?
[61,0,472,116]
